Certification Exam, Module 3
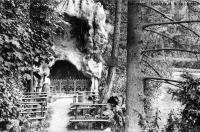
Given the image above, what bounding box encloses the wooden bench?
[23,92,48,96]
[70,106,96,110]
[21,107,47,110]
[72,93,99,104]
[23,92,48,94]
[20,110,47,114]
[22,97,48,100]
[20,92,48,121]
[71,103,107,107]
[28,117,45,120]
[71,103,106,116]
[74,91,98,95]
[69,103,108,130]
[23,94,48,98]
[20,101,46,104]
[69,118,109,129]
[21,106,47,115]
[20,102,47,109]
[69,106,96,116]
[22,93,48,100]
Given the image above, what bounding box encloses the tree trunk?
[30,68,34,92]
[102,0,122,103]
[125,0,144,132]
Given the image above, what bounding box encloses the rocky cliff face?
[36,0,113,92]
[52,0,112,78]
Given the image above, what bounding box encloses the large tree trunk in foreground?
[125,0,144,131]
[102,0,122,103]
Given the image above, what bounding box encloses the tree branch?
[142,59,182,88]
[139,3,200,38]
[142,20,200,30]
[144,29,199,52]
[142,59,162,77]
[144,77,183,83]
[144,29,181,45]
[141,48,200,55]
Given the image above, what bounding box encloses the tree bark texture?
[102,0,122,103]
[125,0,144,132]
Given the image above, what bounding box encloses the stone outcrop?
[50,0,112,92]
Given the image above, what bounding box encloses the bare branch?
[142,20,200,30]
[142,59,162,77]
[142,59,182,88]
[139,3,200,38]
[144,77,183,83]
[144,29,180,45]
[165,81,182,88]
[141,48,200,55]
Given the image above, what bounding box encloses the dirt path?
[48,97,73,132]
[46,96,111,132]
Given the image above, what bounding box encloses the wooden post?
[75,105,77,119]
[88,122,93,129]
[74,80,77,94]
[100,123,103,130]
[100,106,102,118]
[74,123,78,130]
[59,80,62,93]
[30,67,34,92]
[41,103,43,117]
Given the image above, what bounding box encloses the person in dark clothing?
[107,96,125,132]
[107,96,119,107]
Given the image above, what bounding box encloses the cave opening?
[49,60,91,94]
[49,60,89,80]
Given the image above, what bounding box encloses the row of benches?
[69,92,110,130]
[20,92,48,121]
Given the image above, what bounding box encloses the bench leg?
[100,123,104,130]
[88,122,93,129]
[74,123,78,130]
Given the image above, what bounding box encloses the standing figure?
[42,73,51,95]
[88,53,102,95]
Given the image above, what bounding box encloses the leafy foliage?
[144,108,160,132]
[0,78,22,120]
[0,0,56,128]
[167,73,200,131]
[165,110,181,132]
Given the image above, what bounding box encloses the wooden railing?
[50,79,90,94]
